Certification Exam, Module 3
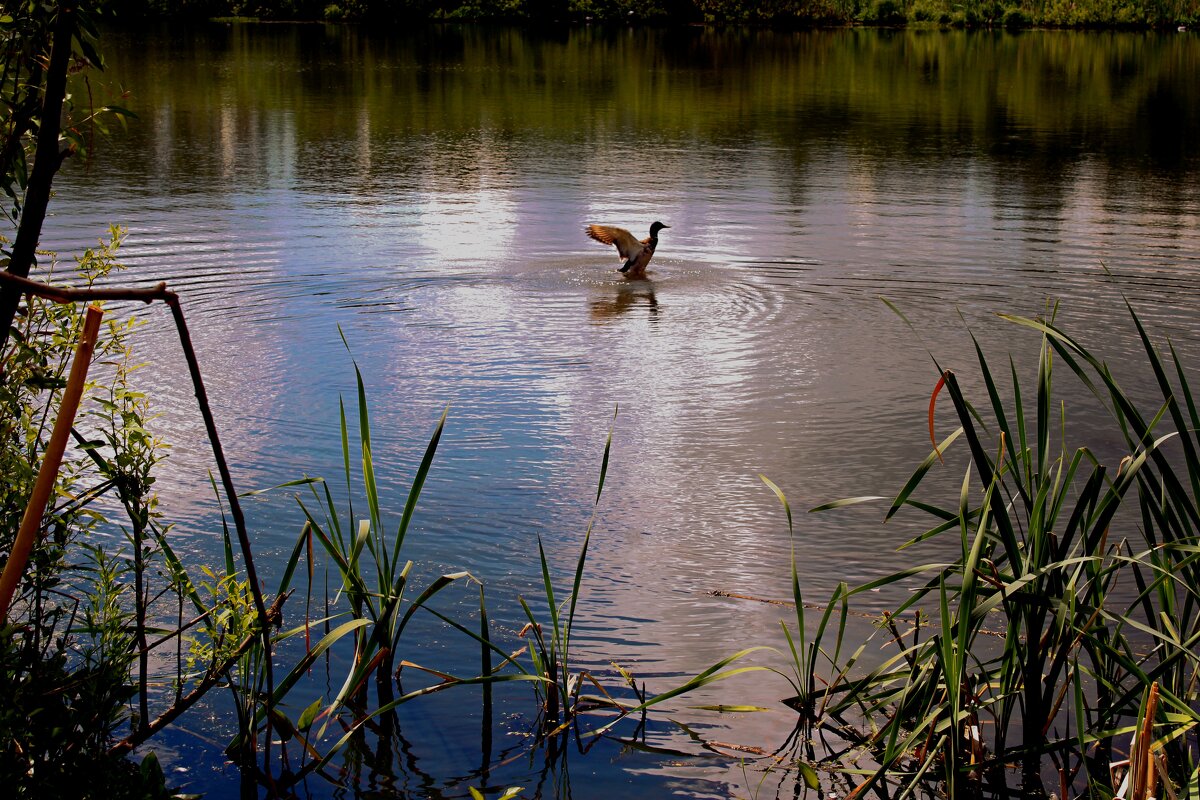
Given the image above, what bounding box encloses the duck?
[585,221,670,278]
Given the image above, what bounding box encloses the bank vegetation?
[106,0,1200,30]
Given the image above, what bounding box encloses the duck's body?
[585,221,669,278]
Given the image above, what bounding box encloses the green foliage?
[0,231,125,584]
[447,0,532,19]
[862,0,906,23]
[0,548,178,799]
[0,232,162,788]
[1,9,196,786]
[0,228,270,787]
[693,0,849,23]
[1039,0,1155,25]
[76,544,138,739]
[0,6,285,792]
[788,303,1200,796]
[90,0,1200,25]
[186,566,259,672]
[908,0,950,20]
[1001,4,1031,26]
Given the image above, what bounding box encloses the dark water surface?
[43,23,1200,798]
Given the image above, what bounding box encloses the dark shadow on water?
[237,690,1011,800]
[304,711,581,799]
[253,689,760,800]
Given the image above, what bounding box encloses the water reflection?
[589,278,659,324]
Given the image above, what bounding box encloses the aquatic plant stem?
[0,303,101,620]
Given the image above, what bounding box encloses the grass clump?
[767,301,1200,798]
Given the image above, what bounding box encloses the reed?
[382,408,768,748]
[775,302,1200,797]
[506,411,767,741]
[760,475,852,726]
[289,358,478,712]
[266,401,768,786]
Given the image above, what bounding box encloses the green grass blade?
[1037,329,1051,486]
[421,603,532,676]
[809,495,887,512]
[353,366,384,570]
[595,406,616,504]
[396,571,477,636]
[236,477,322,498]
[587,647,772,736]
[760,474,792,530]
[154,529,206,616]
[338,396,354,529]
[276,521,311,596]
[209,471,236,577]
[943,371,1022,564]
[1011,354,1031,488]
[885,428,964,522]
[393,406,448,562]
[1129,302,1200,500]
[972,332,1028,506]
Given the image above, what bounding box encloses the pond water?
[42,22,1200,798]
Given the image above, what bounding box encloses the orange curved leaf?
[929,371,950,464]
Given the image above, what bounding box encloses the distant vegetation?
[106,0,1200,29]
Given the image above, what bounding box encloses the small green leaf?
[297,697,322,732]
[102,104,138,119]
[809,495,887,512]
[269,706,296,741]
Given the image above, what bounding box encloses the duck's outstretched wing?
[585,224,641,262]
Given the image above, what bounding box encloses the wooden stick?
[0,304,103,620]
[0,271,168,304]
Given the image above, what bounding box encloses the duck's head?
[650,221,670,235]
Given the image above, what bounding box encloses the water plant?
[768,302,1200,798]
[292,356,478,710]
[760,474,852,726]
[255,399,770,792]
[507,411,766,742]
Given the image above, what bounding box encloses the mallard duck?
[585,221,670,278]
